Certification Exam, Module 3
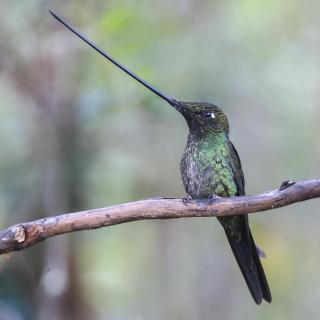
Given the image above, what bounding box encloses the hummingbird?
[50,11,272,304]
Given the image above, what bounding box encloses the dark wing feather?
[225,141,272,303]
[228,141,245,196]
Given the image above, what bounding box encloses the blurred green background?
[0,0,319,319]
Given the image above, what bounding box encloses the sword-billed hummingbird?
[50,11,272,304]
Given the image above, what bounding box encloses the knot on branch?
[13,225,26,243]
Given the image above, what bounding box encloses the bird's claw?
[182,195,193,206]
[208,194,221,205]
[279,180,296,191]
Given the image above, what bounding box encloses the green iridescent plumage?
[177,101,271,304]
[50,11,272,305]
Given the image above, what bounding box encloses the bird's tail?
[224,228,272,304]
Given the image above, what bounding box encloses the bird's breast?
[180,141,237,198]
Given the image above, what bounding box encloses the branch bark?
[0,179,319,255]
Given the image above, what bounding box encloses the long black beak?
[50,10,180,109]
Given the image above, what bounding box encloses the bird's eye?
[203,112,215,119]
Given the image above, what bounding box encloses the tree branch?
[0,179,319,255]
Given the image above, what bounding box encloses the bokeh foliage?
[0,0,319,319]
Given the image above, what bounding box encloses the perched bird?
[50,11,272,304]
[179,103,271,304]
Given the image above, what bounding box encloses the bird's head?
[171,100,229,136]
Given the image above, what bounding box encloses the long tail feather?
[225,229,272,304]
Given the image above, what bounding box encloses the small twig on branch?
[0,179,319,256]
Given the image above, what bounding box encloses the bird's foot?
[208,194,221,205]
[182,195,193,206]
[279,180,296,191]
